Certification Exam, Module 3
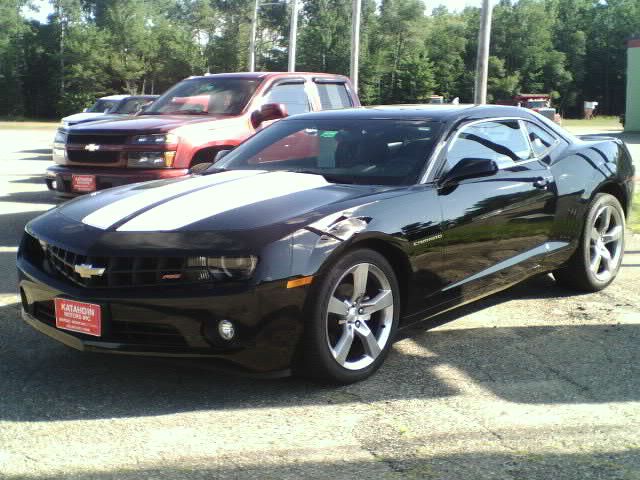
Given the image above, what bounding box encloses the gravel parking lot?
[1,125,639,480]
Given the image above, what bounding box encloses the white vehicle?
[59,95,157,128]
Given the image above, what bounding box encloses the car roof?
[187,72,350,81]
[287,104,539,123]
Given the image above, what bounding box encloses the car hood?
[68,114,238,134]
[62,112,107,123]
[55,170,403,234]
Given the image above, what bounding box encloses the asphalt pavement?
[0,124,639,480]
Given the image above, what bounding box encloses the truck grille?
[45,243,190,288]
[67,150,120,163]
[67,134,128,145]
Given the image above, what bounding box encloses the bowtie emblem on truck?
[84,144,100,152]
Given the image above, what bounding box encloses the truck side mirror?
[213,149,232,163]
[251,103,287,128]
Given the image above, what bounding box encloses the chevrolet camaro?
[18,105,635,383]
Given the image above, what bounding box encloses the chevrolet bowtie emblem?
[85,144,100,151]
[74,264,106,278]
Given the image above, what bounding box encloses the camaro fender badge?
[84,144,100,152]
[74,264,106,278]
[412,233,443,246]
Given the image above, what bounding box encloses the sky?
[23,0,485,24]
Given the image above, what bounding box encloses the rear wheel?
[554,193,625,291]
[300,248,400,384]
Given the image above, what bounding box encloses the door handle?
[533,177,551,189]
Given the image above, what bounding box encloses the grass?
[629,190,640,234]
[562,115,622,130]
[0,117,59,129]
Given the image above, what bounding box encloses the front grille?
[67,134,128,145]
[111,322,188,346]
[31,300,187,346]
[45,244,191,288]
[67,150,120,163]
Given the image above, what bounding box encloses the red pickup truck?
[48,72,359,195]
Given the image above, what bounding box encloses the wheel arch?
[341,235,412,316]
[593,181,629,218]
[189,145,234,167]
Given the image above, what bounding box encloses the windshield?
[217,119,442,186]
[115,97,153,114]
[88,99,118,113]
[144,78,261,116]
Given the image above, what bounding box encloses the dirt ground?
[0,124,639,480]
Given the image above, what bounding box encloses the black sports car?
[18,105,635,383]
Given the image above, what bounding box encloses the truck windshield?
[144,78,261,116]
[217,119,441,186]
[88,99,118,113]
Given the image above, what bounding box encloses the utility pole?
[350,0,362,93]
[248,0,259,72]
[474,0,493,104]
[287,0,299,72]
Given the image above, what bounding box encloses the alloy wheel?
[325,262,394,371]
[589,204,624,282]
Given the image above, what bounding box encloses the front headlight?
[186,256,258,281]
[53,129,67,151]
[131,133,178,145]
[127,151,176,168]
[53,129,67,144]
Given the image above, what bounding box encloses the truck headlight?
[186,256,258,281]
[131,133,178,145]
[127,151,176,168]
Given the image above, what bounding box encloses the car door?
[435,118,557,301]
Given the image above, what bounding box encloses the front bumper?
[18,259,308,373]
[45,165,189,196]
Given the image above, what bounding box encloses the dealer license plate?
[54,298,102,337]
[71,174,96,192]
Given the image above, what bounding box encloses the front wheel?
[554,193,625,292]
[299,248,400,384]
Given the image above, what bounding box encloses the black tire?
[554,193,625,292]
[298,248,400,384]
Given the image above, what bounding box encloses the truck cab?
[47,72,359,195]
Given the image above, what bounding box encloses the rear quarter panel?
[549,137,634,256]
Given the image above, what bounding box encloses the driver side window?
[446,120,533,172]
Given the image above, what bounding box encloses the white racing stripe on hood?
[82,170,261,230]
[116,171,329,232]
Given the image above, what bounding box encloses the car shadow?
[2,271,639,422]
[3,449,639,480]
[19,149,52,154]
[0,190,63,206]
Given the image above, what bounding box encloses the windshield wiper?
[284,169,354,184]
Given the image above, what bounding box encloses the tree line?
[0,0,638,119]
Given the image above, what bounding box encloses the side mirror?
[213,149,232,163]
[440,158,498,186]
[83,108,89,113]
[251,103,287,128]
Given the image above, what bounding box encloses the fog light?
[218,320,235,340]
[51,180,57,189]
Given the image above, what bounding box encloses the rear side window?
[316,83,352,110]
[525,122,558,157]
[446,120,532,170]
[263,83,310,116]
